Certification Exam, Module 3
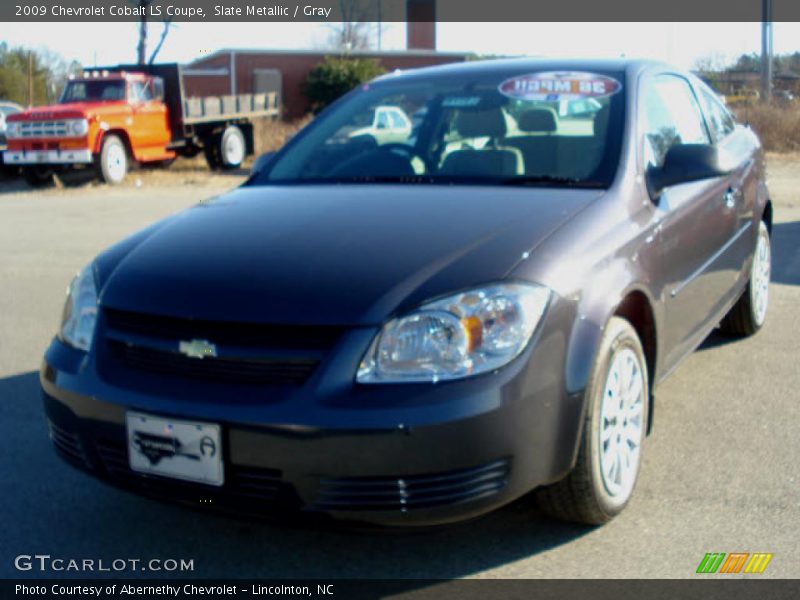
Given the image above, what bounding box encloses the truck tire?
[98,134,128,185]
[22,166,53,187]
[534,317,649,525]
[203,140,222,170]
[219,125,246,170]
[719,220,771,336]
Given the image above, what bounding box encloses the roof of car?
[375,57,672,84]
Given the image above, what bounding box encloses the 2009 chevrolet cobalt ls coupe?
[42,59,772,526]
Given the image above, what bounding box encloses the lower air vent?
[48,420,89,467]
[314,458,510,512]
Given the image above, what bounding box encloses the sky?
[3,22,800,69]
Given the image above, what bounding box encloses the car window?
[642,74,710,168]
[130,81,154,102]
[375,111,391,130]
[388,110,407,129]
[61,80,126,103]
[697,85,736,142]
[260,69,626,187]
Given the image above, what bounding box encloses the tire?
[22,166,53,187]
[719,220,771,336]
[535,317,649,525]
[219,125,246,170]
[203,138,222,170]
[97,134,128,185]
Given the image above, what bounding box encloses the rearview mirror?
[250,151,275,177]
[647,144,731,197]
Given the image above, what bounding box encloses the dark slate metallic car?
[42,59,772,526]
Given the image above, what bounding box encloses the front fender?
[563,257,656,396]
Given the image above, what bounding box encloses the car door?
[642,73,740,370]
[694,81,759,284]
[129,79,171,157]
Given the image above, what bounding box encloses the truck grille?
[15,120,70,138]
[100,308,343,388]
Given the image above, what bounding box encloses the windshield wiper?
[500,175,606,188]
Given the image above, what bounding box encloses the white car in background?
[349,105,412,145]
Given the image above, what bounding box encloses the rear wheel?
[219,125,246,170]
[719,220,771,336]
[98,134,128,185]
[203,136,222,170]
[535,317,649,525]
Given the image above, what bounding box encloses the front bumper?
[4,148,92,165]
[40,300,586,526]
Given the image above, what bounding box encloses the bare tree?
[325,0,377,51]
[132,0,154,65]
[130,0,172,65]
[693,52,729,74]
[148,18,173,64]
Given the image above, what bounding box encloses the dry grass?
[733,102,800,153]
[252,115,312,154]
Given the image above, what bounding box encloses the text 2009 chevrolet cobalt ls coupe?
[42,59,772,526]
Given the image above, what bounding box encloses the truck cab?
[4,70,175,185]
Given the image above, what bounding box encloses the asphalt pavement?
[0,165,797,581]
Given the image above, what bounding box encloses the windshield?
[60,80,126,103]
[257,69,625,187]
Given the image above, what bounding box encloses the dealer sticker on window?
[498,71,622,102]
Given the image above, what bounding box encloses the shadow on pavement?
[1,370,593,583]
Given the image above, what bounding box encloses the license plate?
[126,412,224,486]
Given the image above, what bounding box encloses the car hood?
[8,101,128,121]
[98,184,601,325]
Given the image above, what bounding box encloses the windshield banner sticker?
[498,71,622,102]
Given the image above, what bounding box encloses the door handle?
[724,188,737,209]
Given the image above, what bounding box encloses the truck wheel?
[719,220,771,336]
[219,125,245,169]
[98,134,128,185]
[203,141,222,170]
[22,166,53,187]
[535,317,649,525]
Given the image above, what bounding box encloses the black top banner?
[2,0,800,23]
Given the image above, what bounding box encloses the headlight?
[59,265,99,352]
[357,283,551,383]
[6,121,20,138]
[68,119,89,137]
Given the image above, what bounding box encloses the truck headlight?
[68,119,89,137]
[6,121,20,138]
[357,283,551,383]
[59,265,99,352]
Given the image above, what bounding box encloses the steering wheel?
[378,143,431,173]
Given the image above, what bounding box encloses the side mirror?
[250,151,275,177]
[647,144,731,197]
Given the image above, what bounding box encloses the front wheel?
[535,317,649,525]
[22,166,53,187]
[719,220,771,336]
[97,134,128,185]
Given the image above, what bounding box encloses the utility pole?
[761,0,773,102]
[376,0,382,50]
[27,50,33,107]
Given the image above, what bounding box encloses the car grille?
[14,120,70,138]
[101,308,344,387]
[313,459,511,512]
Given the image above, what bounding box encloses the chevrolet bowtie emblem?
[178,339,217,359]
